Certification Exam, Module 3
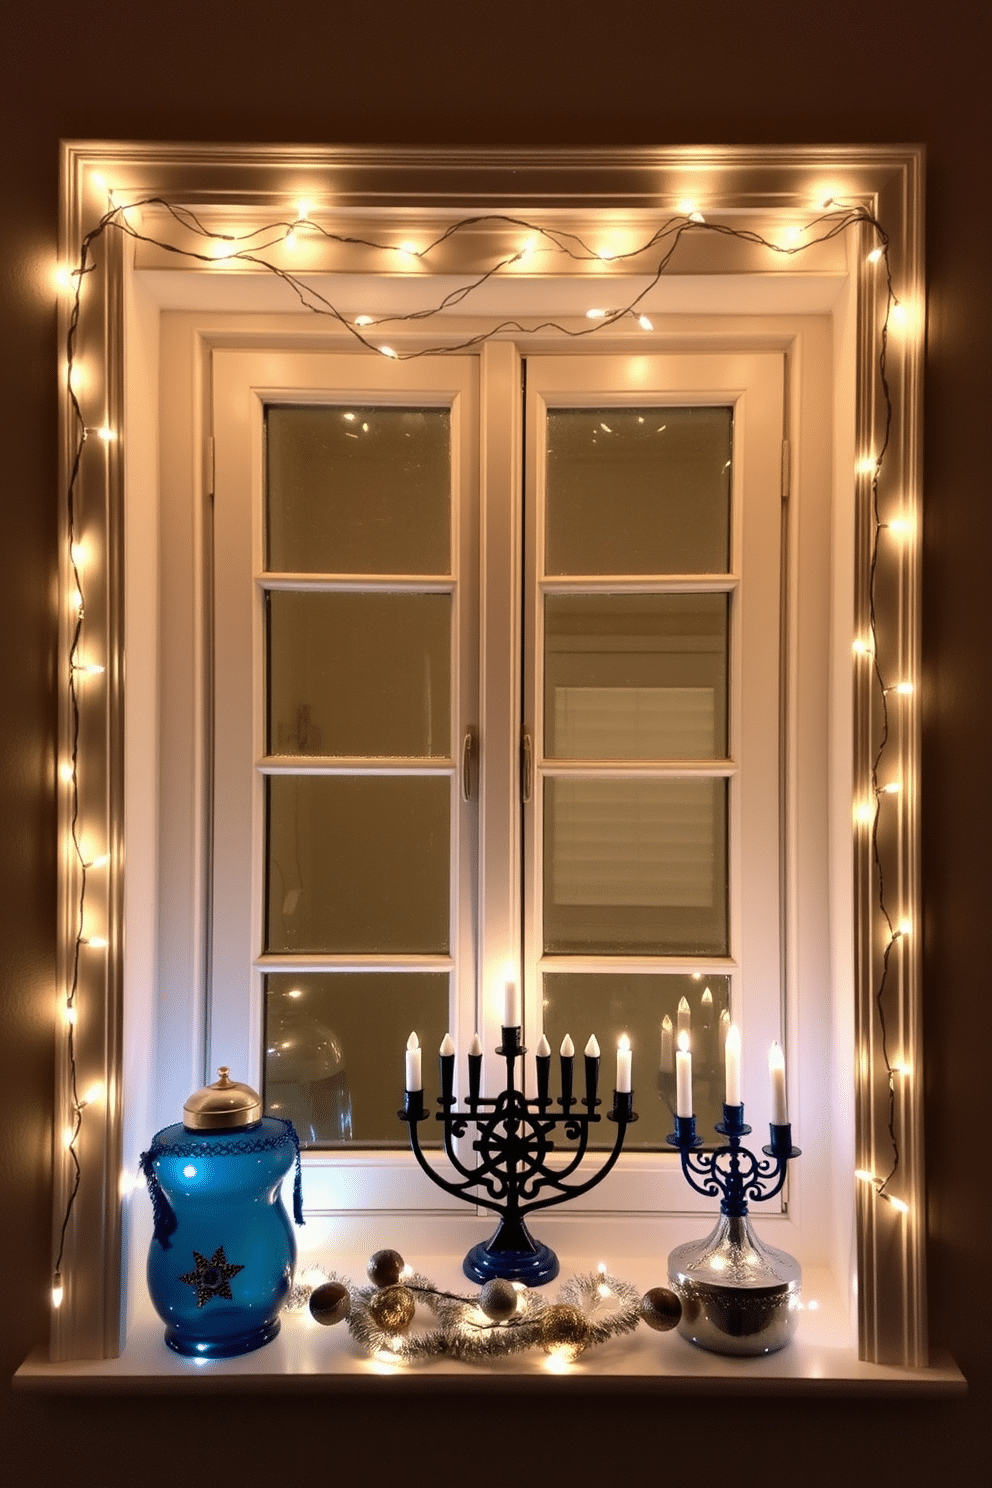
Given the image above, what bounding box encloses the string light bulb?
[51,1274,64,1309]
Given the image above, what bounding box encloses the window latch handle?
[521,730,533,804]
[462,729,475,802]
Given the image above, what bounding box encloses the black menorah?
[400,1025,637,1284]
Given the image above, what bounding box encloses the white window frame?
[52,143,926,1374]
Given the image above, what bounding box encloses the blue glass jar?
[140,1069,304,1358]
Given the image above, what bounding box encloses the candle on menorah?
[665,1026,802,1356]
[400,1001,637,1285]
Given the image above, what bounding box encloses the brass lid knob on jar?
[182,1066,263,1131]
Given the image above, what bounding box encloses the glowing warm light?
[897,919,912,938]
[73,662,106,676]
[397,240,420,257]
[119,1170,140,1197]
[867,247,884,264]
[287,987,303,998]
[80,1081,104,1108]
[637,314,654,331]
[378,345,398,359]
[63,1004,77,1027]
[855,1168,877,1183]
[62,1126,76,1150]
[855,801,874,825]
[51,1276,64,1308]
[886,1195,910,1214]
[879,781,901,795]
[53,264,79,294]
[354,315,375,327]
[83,852,110,870]
[596,247,616,261]
[296,200,311,222]
[677,198,697,215]
[58,762,74,783]
[284,228,298,249]
[893,1062,913,1076]
[81,935,109,949]
[688,212,706,225]
[852,637,873,656]
[70,540,89,567]
[784,225,803,244]
[894,681,914,695]
[887,516,915,538]
[585,308,608,319]
[856,456,877,475]
[597,1261,611,1298]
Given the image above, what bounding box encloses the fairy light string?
[55,186,914,1311]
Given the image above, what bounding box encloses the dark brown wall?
[1,3,987,1483]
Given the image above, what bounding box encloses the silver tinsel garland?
[293,1263,652,1364]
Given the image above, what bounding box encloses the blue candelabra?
[667,1103,800,1214]
[400,1025,637,1285]
[666,1103,803,1355]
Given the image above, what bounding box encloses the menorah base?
[463,1216,560,1286]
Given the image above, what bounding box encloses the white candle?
[677,996,691,1037]
[676,1030,693,1117]
[469,1032,483,1057]
[700,986,713,1030]
[503,974,521,1029]
[560,1033,575,1058]
[584,1034,600,1059]
[439,1032,455,1057]
[405,1031,422,1091]
[536,1034,551,1057]
[660,1015,674,1072]
[616,1034,632,1093]
[769,1041,788,1124]
[724,1023,742,1106]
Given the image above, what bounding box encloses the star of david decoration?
[179,1246,245,1308]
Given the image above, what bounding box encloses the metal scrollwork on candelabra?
[400,1026,637,1285]
[666,1104,803,1356]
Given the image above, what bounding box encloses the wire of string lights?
[55,187,912,1314]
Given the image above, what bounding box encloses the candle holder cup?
[666,1103,802,1355]
[400,1030,637,1284]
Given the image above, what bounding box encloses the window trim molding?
[55,142,925,1367]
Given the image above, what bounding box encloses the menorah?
[400,1024,637,1284]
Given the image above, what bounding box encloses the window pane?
[267,591,451,757]
[542,972,730,1148]
[264,971,447,1148]
[545,406,732,575]
[544,593,728,759]
[266,405,451,574]
[266,776,450,953]
[543,777,728,954]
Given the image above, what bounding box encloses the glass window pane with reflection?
[545,593,729,760]
[267,591,451,758]
[543,776,728,955]
[542,973,730,1148]
[265,775,450,955]
[545,406,732,576]
[264,972,448,1147]
[266,405,451,574]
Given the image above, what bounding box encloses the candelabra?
[666,1104,802,1355]
[400,1027,637,1285]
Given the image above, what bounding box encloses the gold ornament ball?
[539,1303,591,1358]
[640,1287,682,1332]
[479,1278,519,1321]
[308,1281,351,1327]
[367,1248,405,1287]
[368,1284,416,1333]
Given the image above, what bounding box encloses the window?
[206,343,786,1217]
[52,143,927,1373]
